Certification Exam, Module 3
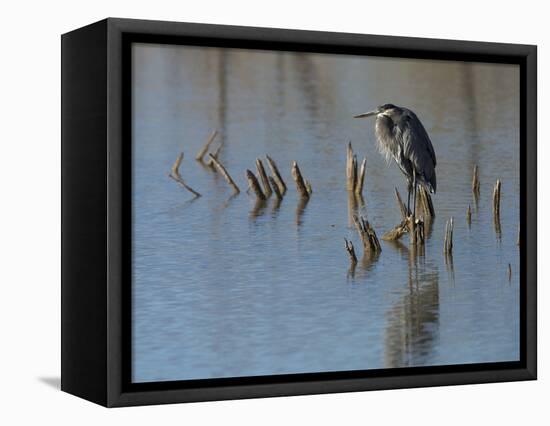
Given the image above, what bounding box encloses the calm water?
[131,44,520,383]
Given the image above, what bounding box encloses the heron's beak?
[353,109,379,119]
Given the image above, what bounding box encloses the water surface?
[132,44,520,383]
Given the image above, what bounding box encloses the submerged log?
[246,169,266,200]
[255,158,272,197]
[291,161,310,199]
[208,153,240,194]
[195,130,218,161]
[266,155,287,195]
[168,152,201,197]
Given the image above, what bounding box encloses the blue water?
[131,44,520,383]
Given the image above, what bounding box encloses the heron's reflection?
[384,243,440,368]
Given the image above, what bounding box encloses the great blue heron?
[354,104,437,216]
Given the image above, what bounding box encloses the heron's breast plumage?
[374,112,437,193]
[375,115,400,164]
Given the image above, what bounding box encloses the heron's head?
[354,104,400,120]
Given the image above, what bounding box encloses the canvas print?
[131,43,520,383]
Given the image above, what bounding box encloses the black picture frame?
[61,17,537,407]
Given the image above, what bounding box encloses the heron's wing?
[396,113,437,191]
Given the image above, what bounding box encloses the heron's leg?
[406,180,412,216]
[412,171,417,219]
[413,183,418,219]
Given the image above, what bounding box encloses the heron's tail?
[428,173,437,194]
[419,173,436,194]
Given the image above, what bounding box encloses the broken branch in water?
[417,185,435,219]
[346,142,367,196]
[493,179,502,219]
[382,220,408,241]
[395,187,409,221]
[208,153,240,194]
[266,155,287,195]
[269,176,283,200]
[168,152,201,197]
[207,141,224,169]
[346,142,356,191]
[444,217,454,255]
[256,158,272,197]
[355,157,367,196]
[353,214,381,253]
[246,169,266,200]
[344,238,358,264]
[472,164,480,195]
[382,188,410,241]
[291,161,310,199]
[409,216,425,246]
[195,130,218,162]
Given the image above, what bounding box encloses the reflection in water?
[445,251,456,285]
[473,189,480,213]
[249,199,268,220]
[295,197,309,226]
[217,192,239,211]
[271,197,283,217]
[347,251,381,281]
[347,192,366,227]
[494,215,502,239]
[385,247,440,368]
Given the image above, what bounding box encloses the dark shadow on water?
[38,376,61,390]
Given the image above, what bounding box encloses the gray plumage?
[355,103,436,194]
